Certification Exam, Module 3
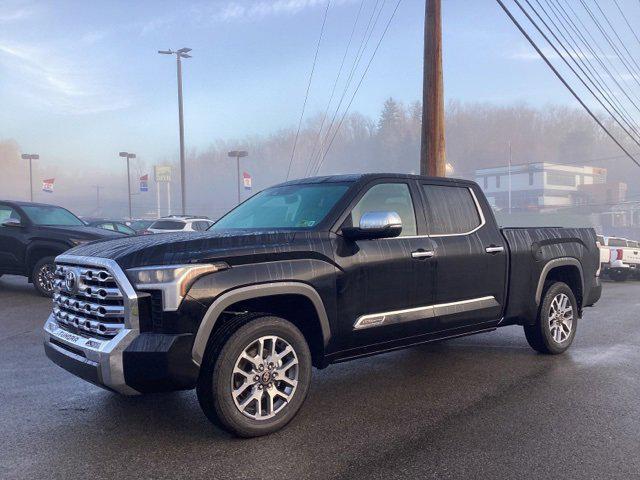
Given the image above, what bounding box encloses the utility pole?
[119,152,136,219]
[158,47,192,215]
[21,153,39,201]
[420,0,446,177]
[508,141,512,214]
[228,150,248,204]
[94,185,102,215]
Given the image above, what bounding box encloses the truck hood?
[65,229,300,269]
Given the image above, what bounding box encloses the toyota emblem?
[65,270,78,292]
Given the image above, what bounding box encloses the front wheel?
[197,314,312,437]
[32,257,56,297]
[524,281,577,355]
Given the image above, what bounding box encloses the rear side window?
[192,221,210,231]
[350,183,417,237]
[422,185,482,235]
[608,238,627,247]
[150,220,185,230]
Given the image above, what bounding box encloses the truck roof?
[277,173,477,187]
[0,200,64,208]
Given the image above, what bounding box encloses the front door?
[0,204,27,274]
[332,180,438,351]
[420,181,507,331]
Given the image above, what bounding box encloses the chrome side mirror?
[1,218,22,228]
[342,211,403,240]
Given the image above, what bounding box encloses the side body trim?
[353,296,499,330]
[535,257,584,305]
[191,282,331,366]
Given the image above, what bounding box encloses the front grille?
[52,264,127,338]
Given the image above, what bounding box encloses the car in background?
[87,220,136,235]
[126,219,155,234]
[147,216,214,233]
[599,235,640,281]
[0,201,123,296]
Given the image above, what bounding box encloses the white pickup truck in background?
[598,235,640,281]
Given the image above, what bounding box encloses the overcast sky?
[1,0,639,172]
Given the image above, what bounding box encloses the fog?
[2,99,639,237]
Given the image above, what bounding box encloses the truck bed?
[500,227,600,325]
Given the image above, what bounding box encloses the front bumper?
[44,316,200,394]
[44,315,140,395]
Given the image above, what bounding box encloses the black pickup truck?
[0,201,122,296]
[43,174,601,437]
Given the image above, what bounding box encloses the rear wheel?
[32,257,56,297]
[524,281,577,355]
[197,314,312,437]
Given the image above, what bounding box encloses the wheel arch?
[535,258,584,310]
[192,282,331,368]
[26,242,67,276]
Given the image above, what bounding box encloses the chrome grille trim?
[51,256,140,337]
[45,254,141,395]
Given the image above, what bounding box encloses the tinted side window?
[351,183,417,237]
[0,206,20,224]
[422,185,482,235]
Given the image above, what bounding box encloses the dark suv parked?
[0,201,123,296]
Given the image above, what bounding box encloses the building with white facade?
[475,162,615,212]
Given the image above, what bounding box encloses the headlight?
[127,263,229,311]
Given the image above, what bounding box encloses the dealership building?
[474,162,626,212]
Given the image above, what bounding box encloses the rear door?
[419,181,507,331]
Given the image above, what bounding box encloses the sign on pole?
[139,174,149,192]
[42,178,55,193]
[154,165,172,183]
[243,171,252,191]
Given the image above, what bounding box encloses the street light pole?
[228,150,248,204]
[119,152,136,219]
[21,153,39,202]
[159,47,192,215]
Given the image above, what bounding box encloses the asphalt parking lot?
[1,275,639,480]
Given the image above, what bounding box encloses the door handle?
[485,245,505,254]
[411,250,435,259]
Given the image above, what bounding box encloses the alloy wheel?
[548,293,573,343]
[37,263,56,294]
[230,335,299,420]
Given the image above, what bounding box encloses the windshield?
[212,183,350,230]
[21,205,84,226]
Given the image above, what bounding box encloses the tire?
[197,313,312,437]
[32,256,57,297]
[609,270,628,282]
[524,281,578,355]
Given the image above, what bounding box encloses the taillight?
[616,249,624,261]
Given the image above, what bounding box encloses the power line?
[578,0,640,89]
[518,0,640,149]
[313,0,403,176]
[612,0,640,49]
[589,0,640,79]
[541,0,640,124]
[527,0,640,140]
[549,0,640,115]
[286,0,331,180]
[305,0,366,177]
[305,0,386,177]
[495,0,640,168]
